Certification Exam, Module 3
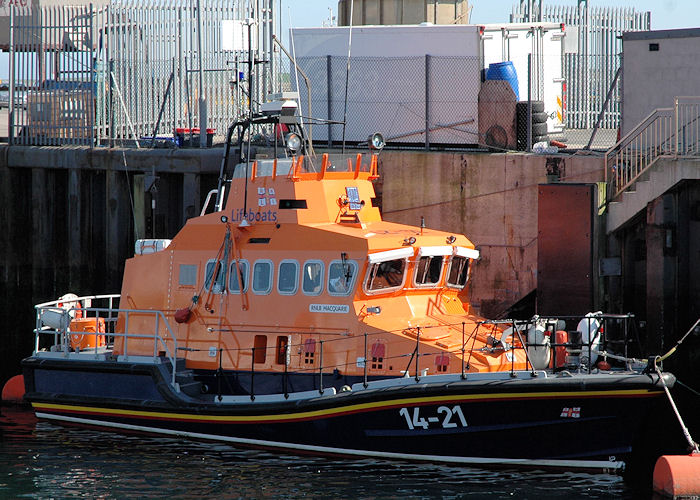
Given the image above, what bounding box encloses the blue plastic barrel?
[486,61,519,100]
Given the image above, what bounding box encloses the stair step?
[178,381,204,397]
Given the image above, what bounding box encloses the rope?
[676,379,700,398]
[658,317,700,363]
[653,357,700,454]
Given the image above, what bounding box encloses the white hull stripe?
[35,412,626,473]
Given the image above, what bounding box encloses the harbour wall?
[0,146,603,387]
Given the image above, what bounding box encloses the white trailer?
[480,22,566,133]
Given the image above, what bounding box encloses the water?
[0,406,640,499]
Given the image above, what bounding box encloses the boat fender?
[1,374,25,402]
[174,307,192,323]
[653,454,700,498]
[526,324,551,370]
[578,312,602,365]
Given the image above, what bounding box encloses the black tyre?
[516,100,545,113]
[531,122,548,136]
[531,111,548,123]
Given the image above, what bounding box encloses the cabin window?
[328,259,358,296]
[304,338,316,364]
[178,264,197,287]
[253,335,267,364]
[435,353,450,372]
[279,199,308,209]
[302,261,324,296]
[364,258,406,293]
[204,259,227,293]
[252,260,273,295]
[446,256,470,289]
[414,255,444,287]
[228,259,250,293]
[277,260,299,295]
[276,336,289,365]
[371,342,385,370]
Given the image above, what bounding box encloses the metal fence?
[6,0,276,147]
[512,3,650,130]
[97,0,259,145]
[7,5,96,145]
[294,55,482,147]
[294,54,551,151]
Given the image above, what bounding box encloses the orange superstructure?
[114,150,527,385]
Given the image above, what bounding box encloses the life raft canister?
[69,317,106,350]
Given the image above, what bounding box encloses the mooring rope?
[653,357,700,454]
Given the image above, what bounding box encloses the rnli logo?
[560,407,581,418]
[257,187,277,207]
[231,186,278,223]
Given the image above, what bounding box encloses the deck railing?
[605,97,700,201]
[34,294,181,390]
[203,313,639,402]
[33,296,639,400]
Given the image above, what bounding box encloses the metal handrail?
[34,294,640,398]
[34,294,181,390]
[605,96,700,201]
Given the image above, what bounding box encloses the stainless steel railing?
[605,97,700,201]
[34,294,181,390]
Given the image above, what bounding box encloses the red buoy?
[1,374,25,402]
[653,453,700,498]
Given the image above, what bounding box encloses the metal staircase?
[605,97,700,233]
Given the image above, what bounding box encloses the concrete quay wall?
[377,150,604,316]
[0,145,604,387]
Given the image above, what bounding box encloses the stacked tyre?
[516,101,548,151]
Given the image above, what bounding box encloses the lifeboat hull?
[21,355,670,474]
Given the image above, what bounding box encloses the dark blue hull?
[22,355,672,473]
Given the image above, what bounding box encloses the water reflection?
[1,406,636,499]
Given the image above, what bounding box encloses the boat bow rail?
[33,294,183,391]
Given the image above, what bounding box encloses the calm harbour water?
[0,406,641,499]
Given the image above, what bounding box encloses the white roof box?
[135,239,172,256]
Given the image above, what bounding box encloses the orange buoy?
[653,453,700,498]
[1,374,25,402]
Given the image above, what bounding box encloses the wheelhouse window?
[252,260,273,295]
[204,259,227,293]
[364,248,413,294]
[414,255,444,286]
[447,256,470,289]
[328,259,358,296]
[365,259,406,292]
[228,259,249,293]
[277,260,299,295]
[302,260,324,296]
